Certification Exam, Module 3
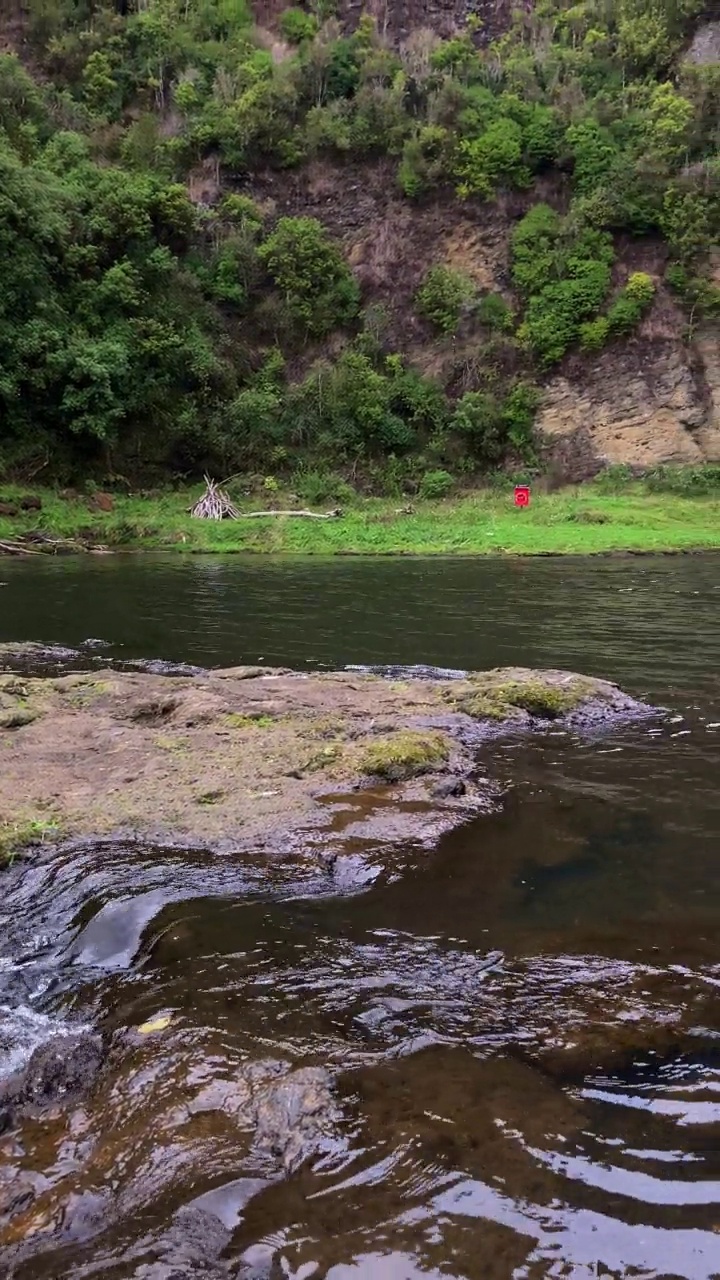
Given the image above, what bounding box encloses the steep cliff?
[243,152,720,475]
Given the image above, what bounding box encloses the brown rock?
[0,503,19,518]
[18,495,41,512]
[87,491,114,513]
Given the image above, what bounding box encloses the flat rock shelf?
[0,661,655,862]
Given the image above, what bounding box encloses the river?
[0,553,719,1279]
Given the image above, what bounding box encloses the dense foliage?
[0,0,718,485]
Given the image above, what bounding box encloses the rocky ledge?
[0,659,654,860]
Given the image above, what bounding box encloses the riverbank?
[1,484,720,556]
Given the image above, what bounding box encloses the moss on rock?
[357,731,450,780]
[0,707,38,729]
[446,670,601,722]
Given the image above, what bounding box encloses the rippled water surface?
[1,554,720,1279]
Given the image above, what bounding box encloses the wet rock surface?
[127,1207,233,1280]
[0,1031,104,1117]
[253,1066,341,1173]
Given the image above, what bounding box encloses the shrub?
[387,362,449,433]
[398,125,450,197]
[258,216,360,336]
[419,468,454,498]
[501,382,538,452]
[416,264,475,334]
[82,51,121,117]
[220,194,264,232]
[477,292,513,331]
[565,119,618,197]
[510,203,562,298]
[520,265,612,365]
[279,7,319,43]
[606,273,655,334]
[605,294,642,334]
[625,271,655,305]
[579,315,610,350]
[455,117,529,199]
[451,391,504,462]
[665,264,720,321]
[644,465,720,495]
[512,207,614,364]
[293,469,355,504]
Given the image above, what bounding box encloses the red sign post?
[514,485,530,508]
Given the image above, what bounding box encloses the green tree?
[455,118,528,198]
[258,216,360,335]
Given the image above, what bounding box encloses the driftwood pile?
[190,476,241,521]
[190,477,342,521]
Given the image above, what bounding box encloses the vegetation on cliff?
[0,0,718,488]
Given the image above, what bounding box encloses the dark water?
[1,554,720,1279]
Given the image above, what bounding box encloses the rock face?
[686,20,720,65]
[538,334,720,476]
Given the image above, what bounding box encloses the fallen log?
[0,534,107,556]
[236,508,343,520]
[0,539,42,556]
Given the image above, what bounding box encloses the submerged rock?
[129,1206,232,1280]
[512,961,720,1080]
[0,1031,103,1117]
[253,1066,342,1173]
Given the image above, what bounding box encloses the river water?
[1,553,720,1279]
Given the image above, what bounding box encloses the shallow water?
[1,554,719,1278]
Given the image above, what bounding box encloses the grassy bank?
[1,484,720,557]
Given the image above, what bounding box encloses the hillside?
[0,0,719,492]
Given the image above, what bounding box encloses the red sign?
[514,485,530,507]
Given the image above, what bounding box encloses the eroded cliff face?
[538,332,720,478]
[245,155,720,476]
